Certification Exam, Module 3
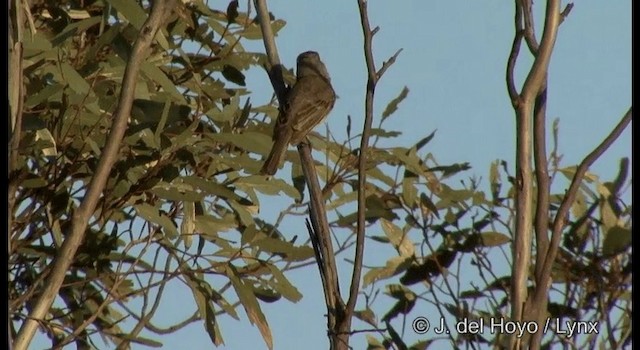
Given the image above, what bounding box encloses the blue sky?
[29,1,631,349]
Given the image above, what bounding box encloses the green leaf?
[51,16,102,47]
[207,132,272,155]
[559,166,598,183]
[603,225,631,256]
[151,186,204,202]
[382,284,416,322]
[237,176,300,201]
[363,256,413,287]
[207,96,240,123]
[25,83,64,107]
[105,0,147,30]
[354,308,377,327]
[228,200,255,227]
[134,203,178,238]
[599,196,618,230]
[239,19,286,40]
[266,265,303,302]
[419,193,440,219]
[182,176,241,200]
[184,273,225,346]
[381,86,409,121]
[460,232,511,250]
[381,219,414,257]
[222,64,246,86]
[181,201,196,249]
[413,130,436,151]
[22,175,48,188]
[366,335,385,349]
[255,236,314,261]
[369,128,402,138]
[60,63,91,95]
[225,264,273,350]
[401,175,417,208]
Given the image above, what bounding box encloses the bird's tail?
[260,136,289,175]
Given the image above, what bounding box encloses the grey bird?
[260,51,336,175]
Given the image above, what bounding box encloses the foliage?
[10,1,295,348]
[360,144,631,349]
[9,1,631,349]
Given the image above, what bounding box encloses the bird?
[260,51,336,175]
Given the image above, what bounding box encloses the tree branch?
[253,0,287,104]
[520,0,561,102]
[346,0,401,342]
[300,144,342,330]
[254,1,343,346]
[506,1,523,106]
[521,0,540,54]
[12,2,177,349]
[528,83,550,350]
[532,85,550,274]
[509,3,560,349]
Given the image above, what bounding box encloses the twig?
[560,3,574,24]
[521,0,540,54]
[506,1,523,106]
[376,49,402,80]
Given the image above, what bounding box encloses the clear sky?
[29,1,631,349]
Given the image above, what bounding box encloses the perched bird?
[260,51,336,175]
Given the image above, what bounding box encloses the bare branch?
[345,0,402,339]
[532,85,550,273]
[528,84,551,350]
[299,143,342,325]
[12,2,178,349]
[376,48,403,81]
[560,3,574,24]
[521,0,540,54]
[253,0,287,104]
[520,0,561,102]
[506,1,523,106]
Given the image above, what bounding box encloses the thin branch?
[559,3,574,24]
[253,0,287,104]
[300,143,341,319]
[305,220,329,297]
[254,1,343,346]
[348,0,403,335]
[520,0,561,102]
[528,83,550,350]
[376,49,402,80]
[506,1,523,106]
[532,85,550,274]
[12,2,177,349]
[521,0,540,54]
[9,0,25,271]
[348,4,378,332]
